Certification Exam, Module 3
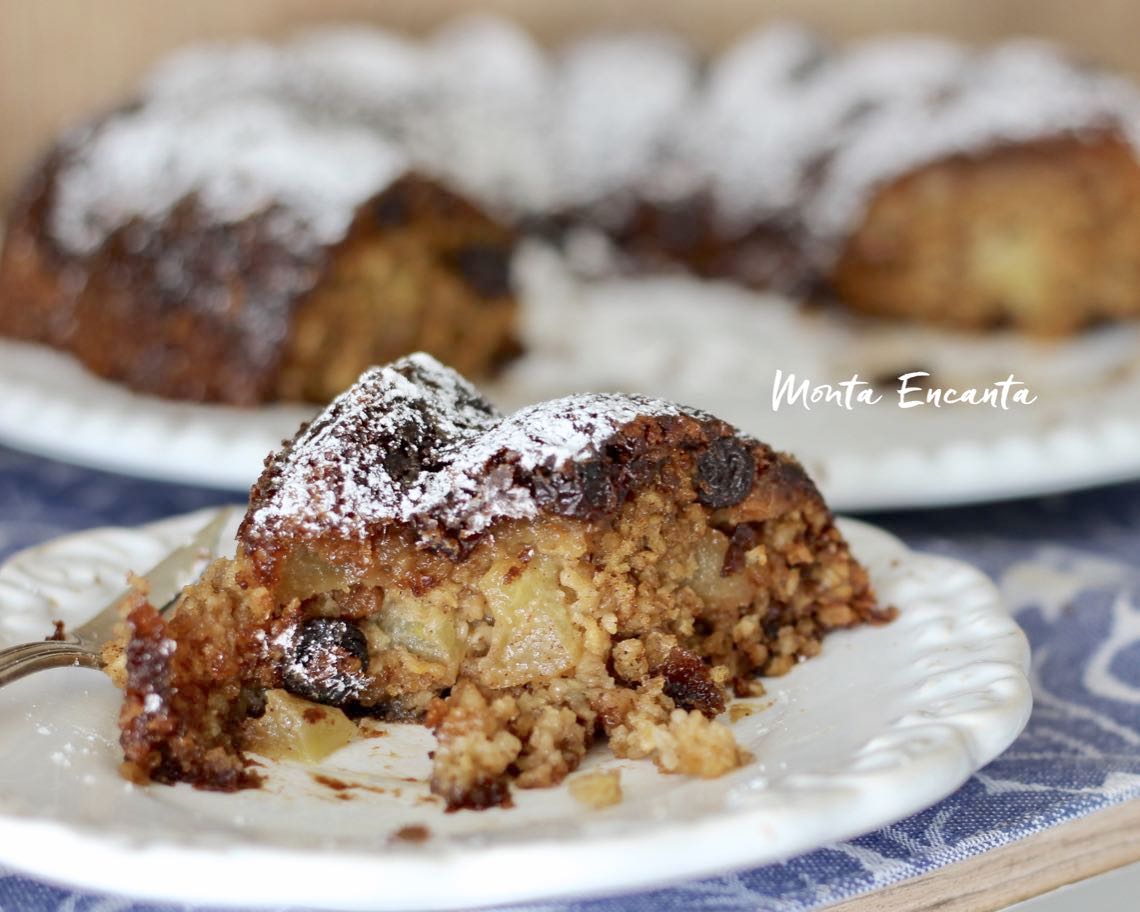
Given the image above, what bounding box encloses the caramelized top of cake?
[241,353,761,556]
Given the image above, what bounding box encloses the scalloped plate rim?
[0,510,1031,909]
[1,338,1138,510]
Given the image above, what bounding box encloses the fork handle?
[0,641,102,689]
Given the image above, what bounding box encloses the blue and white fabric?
[0,445,1137,912]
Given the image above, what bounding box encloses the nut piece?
[568,769,623,809]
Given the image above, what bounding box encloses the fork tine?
[69,507,235,648]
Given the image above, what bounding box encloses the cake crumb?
[568,769,623,809]
[312,773,351,791]
[391,824,431,844]
[729,703,756,722]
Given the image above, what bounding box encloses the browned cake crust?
[116,354,888,809]
[118,564,275,788]
[831,134,1140,334]
[0,164,518,405]
[593,196,812,294]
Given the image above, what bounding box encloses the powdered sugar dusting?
[52,99,406,256]
[246,353,699,545]
[801,39,1140,256]
[552,33,699,211]
[403,16,557,218]
[697,28,1140,252]
[248,353,498,539]
[43,17,1140,265]
[688,22,835,227]
[51,47,408,257]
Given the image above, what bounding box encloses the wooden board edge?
[823,799,1140,912]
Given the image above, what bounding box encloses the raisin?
[380,425,425,483]
[535,459,625,519]
[447,244,512,298]
[576,460,620,513]
[282,618,370,707]
[722,523,763,576]
[237,685,267,720]
[441,776,514,813]
[373,185,410,227]
[695,438,755,509]
[657,646,725,718]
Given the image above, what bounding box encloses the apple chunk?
[244,689,357,762]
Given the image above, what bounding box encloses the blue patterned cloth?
[0,443,1137,912]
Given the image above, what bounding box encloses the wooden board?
[827,800,1140,912]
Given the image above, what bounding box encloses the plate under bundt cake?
[111,353,891,810]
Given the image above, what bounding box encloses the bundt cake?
[112,353,889,809]
[6,18,1139,405]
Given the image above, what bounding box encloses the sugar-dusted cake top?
[798,40,1140,255]
[241,353,762,555]
[45,17,694,258]
[48,46,411,258]
[696,29,1140,256]
[41,17,1140,265]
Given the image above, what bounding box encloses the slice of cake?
[115,354,888,809]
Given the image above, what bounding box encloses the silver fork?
[0,508,233,688]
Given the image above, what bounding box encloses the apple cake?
[114,353,889,809]
[6,18,1140,401]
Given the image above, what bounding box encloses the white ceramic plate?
[0,509,1030,910]
[2,244,1140,508]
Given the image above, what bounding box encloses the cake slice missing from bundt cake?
[114,353,889,809]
